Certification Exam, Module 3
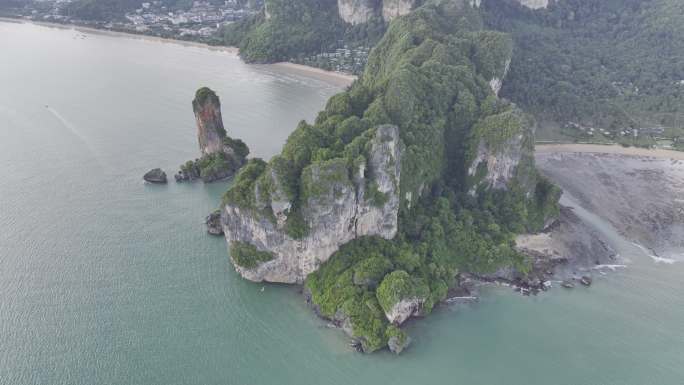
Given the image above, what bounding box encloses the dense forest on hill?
[483,0,684,130]
[222,0,683,131]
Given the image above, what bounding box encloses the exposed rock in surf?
[580,275,592,286]
[206,210,224,236]
[388,333,411,354]
[143,168,167,184]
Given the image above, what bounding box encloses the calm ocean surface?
[1,21,683,385]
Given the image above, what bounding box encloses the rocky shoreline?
[296,147,684,353]
[298,203,618,352]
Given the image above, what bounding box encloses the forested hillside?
[484,0,684,130]
[221,0,386,63]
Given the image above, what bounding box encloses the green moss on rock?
[376,270,429,314]
[230,241,275,269]
[222,159,268,208]
[471,109,525,153]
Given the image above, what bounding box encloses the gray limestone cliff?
[382,0,418,21]
[384,298,425,324]
[489,58,510,96]
[466,107,535,195]
[337,0,417,24]
[223,125,402,283]
[337,0,380,25]
[516,0,548,10]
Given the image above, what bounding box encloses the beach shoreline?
[536,143,684,160]
[270,62,357,86]
[0,16,357,86]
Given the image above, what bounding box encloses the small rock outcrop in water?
[143,168,167,184]
[175,88,249,183]
[580,276,592,287]
[387,332,411,354]
[206,210,224,236]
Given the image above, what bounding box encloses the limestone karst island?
[2,0,684,383]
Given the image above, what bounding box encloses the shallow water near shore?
[2,21,684,385]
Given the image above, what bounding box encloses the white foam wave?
[631,242,677,264]
[592,264,627,271]
[651,256,676,264]
[45,105,102,166]
[46,106,85,140]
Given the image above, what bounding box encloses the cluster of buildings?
[293,44,370,75]
[124,1,256,38]
[566,121,666,139]
[6,0,258,42]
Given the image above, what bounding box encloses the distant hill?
[484,0,684,130]
[221,0,683,133]
[221,0,388,63]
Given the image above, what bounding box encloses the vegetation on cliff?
[231,241,275,268]
[223,1,560,353]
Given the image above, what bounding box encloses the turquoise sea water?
[1,21,683,385]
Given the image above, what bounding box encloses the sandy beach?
[0,17,356,86]
[535,150,684,259]
[536,143,684,160]
[270,62,357,86]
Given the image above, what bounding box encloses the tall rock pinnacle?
[192,87,226,155]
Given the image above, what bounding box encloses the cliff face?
[467,108,535,195]
[516,0,548,10]
[337,0,416,24]
[193,88,226,155]
[223,125,402,283]
[337,0,380,25]
[489,58,510,96]
[381,0,417,21]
